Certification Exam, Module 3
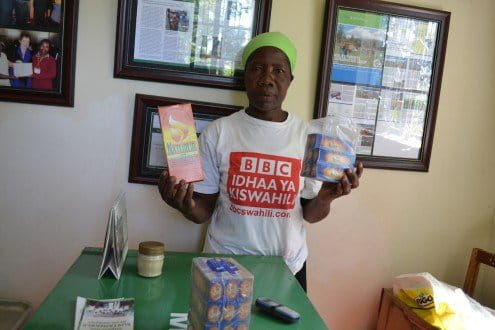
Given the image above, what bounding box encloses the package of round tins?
[188,257,254,330]
[301,133,356,182]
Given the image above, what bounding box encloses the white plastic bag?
[301,115,359,182]
[393,272,495,330]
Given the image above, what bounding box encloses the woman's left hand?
[317,162,364,203]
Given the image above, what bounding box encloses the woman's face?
[39,42,49,56]
[20,36,30,49]
[244,46,292,113]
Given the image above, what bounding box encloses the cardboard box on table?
[188,258,254,330]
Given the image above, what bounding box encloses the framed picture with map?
[315,0,450,171]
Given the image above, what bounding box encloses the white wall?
[1,1,494,329]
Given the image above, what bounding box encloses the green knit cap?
[242,32,297,72]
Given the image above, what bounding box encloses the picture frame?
[114,0,272,90]
[315,0,450,171]
[0,0,79,107]
[129,93,242,185]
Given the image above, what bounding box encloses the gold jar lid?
[139,241,164,256]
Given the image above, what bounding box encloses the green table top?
[24,247,328,329]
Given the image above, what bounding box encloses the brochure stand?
[98,192,128,280]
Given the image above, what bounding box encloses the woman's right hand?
[158,170,195,214]
[157,170,218,224]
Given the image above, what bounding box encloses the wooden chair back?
[463,248,495,297]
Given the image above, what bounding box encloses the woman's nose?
[258,69,274,85]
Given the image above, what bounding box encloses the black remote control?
[255,297,301,323]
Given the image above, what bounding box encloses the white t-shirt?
[194,109,321,273]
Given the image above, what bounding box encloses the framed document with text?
[315,0,450,171]
[115,0,272,90]
[129,94,242,185]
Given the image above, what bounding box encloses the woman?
[32,39,56,90]
[158,32,363,291]
[10,32,32,89]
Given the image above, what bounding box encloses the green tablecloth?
[24,247,328,329]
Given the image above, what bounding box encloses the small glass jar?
[137,241,164,277]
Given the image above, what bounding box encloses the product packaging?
[393,272,495,329]
[188,257,254,330]
[158,103,204,183]
[301,115,358,182]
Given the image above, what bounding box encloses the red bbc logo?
[240,156,292,177]
[228,152,301,209]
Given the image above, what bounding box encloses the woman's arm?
[302,162,363,223]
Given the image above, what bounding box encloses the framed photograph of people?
[0,0,78,107]
[114,0,272,90]
[315,0,450,171]
[129,94,242,185]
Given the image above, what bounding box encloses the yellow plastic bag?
[393,273,495,330]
